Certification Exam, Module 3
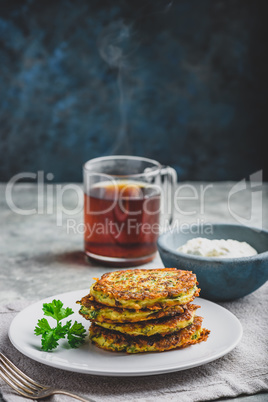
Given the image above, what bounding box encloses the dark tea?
[84,180,161,265]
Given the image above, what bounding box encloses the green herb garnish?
[34,299,86,351]
[89,309,99,319]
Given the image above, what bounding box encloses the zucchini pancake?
[78,268,210,354]
[89,268,199,309]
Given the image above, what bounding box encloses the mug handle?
[160,166,177,226]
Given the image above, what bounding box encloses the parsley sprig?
[34,299,86,351]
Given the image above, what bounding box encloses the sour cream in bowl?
[177,238,257,258]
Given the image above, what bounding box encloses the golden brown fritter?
[94,304,199,337]
[90,268,199,310]
[77,295,185,323]
[89,316,210,353]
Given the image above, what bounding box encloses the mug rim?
[83,155,162,178]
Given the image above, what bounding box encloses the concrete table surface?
[0,182,267,402]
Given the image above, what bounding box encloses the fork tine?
[0,356,38,393]
[0,352,45,390]
[0,366,36,397]
[0,354,92,402]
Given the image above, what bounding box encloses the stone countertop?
[0,182,267,402]
[1,181,267,304]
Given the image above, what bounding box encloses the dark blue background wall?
[0,0,267,182]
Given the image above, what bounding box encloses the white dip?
[177,238,257,258]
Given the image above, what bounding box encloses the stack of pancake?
[78,268,210,353]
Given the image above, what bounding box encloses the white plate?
[9,289,243,377]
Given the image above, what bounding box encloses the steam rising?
[98,21,133,155]
[97,3,173,155]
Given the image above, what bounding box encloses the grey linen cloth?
[1,283,268,402]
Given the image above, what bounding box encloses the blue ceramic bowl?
[157,224,268,301]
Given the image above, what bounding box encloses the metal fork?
[0,352,93,401]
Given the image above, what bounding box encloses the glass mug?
[83,155,177,267]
